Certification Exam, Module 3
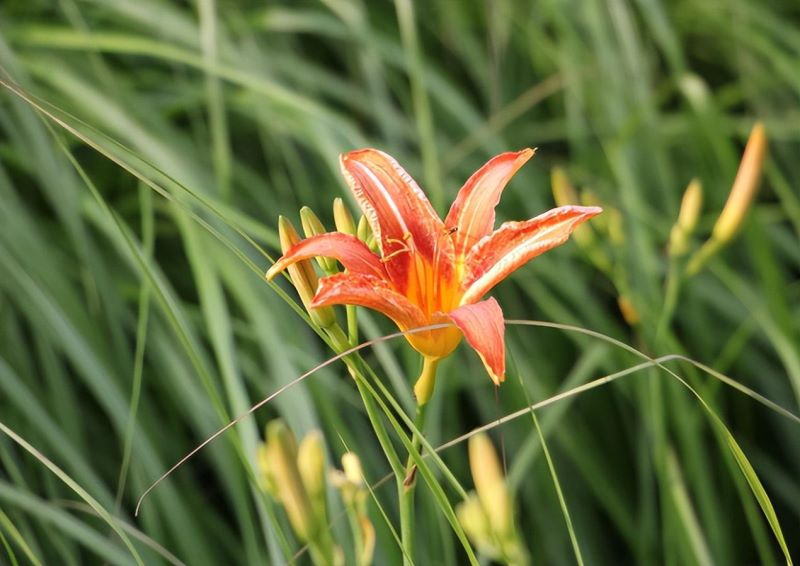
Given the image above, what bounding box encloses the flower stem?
[400,360,434,565]
[327,325,403,475]
[655,260,683,346]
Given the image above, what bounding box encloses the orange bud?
[617,295,640,326]
[712,122,767,243]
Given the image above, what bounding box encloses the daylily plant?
[267,148,601,403]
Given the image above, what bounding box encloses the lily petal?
[266,233,386,280]
[311,272,427,331]
[461,205,602,304]
[449,298,506,385]
[444,149,535,259]
[340,149,453,293]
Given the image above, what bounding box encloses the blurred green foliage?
[0,0,798,564]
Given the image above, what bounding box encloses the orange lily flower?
[267,149,600,399]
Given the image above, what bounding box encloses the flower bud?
[712,122,766,244]
[456,496,495,555]
[617,294,640,326]
[606,206,625,246]
[300,207,338,274]
[264,420,313,542]
[551,167,579,208]
[468,433,512,537]
[257,443,278,497]
[686,123,767,276]
[330,451,372,566]
[356,216,378,252]
[679,73,711,111]
[277,216,336,328]
[553,170,594,242]
[341,452,364,486]
[333,198,356,236]
[582,189,621,243]
[298,430,327,516]
[669,179,703,257]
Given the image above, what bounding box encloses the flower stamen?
[380,235,413,263]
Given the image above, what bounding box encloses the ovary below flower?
[267,148,601,399]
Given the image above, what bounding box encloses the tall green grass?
[0,0,798,564]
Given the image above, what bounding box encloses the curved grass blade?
[0,508,41,566]
[0,421,144,566]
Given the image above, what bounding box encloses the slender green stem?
[655,260,683,346]
[399,398,429,566]
[327,325,403,476]
[685,237,723,277]
[346,304,358,346]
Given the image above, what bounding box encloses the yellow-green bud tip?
[298,430,327,503]
[333,198,357,236]
[341,452,364,486]
[551,167,579,207]
[669,179,703,257]
[712,122,767,244]
[263,420,314,541]
[300,207,337,274]
[469,433,512,537]
[273,216,336,328]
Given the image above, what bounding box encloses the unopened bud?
[333,198,356,236]
[679,73,711,111]
[265,420,313,541]
[581,189,620,243]
[468,433,512,537]
[456,496,494,554]
[257,443,278,497]
[669,179,703,257]
[277,216,336,328]
[606,207,625,246]
[712,122,767,244]
[300,207,338,274]
[686,124,767,276]
[341,452,364,486]
[553,172,605,252]
[298,430,327,514]
[617,295,640,326]
[551,167,579,207]
[356,216,377,252]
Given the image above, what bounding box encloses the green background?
[0,0,798,564]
